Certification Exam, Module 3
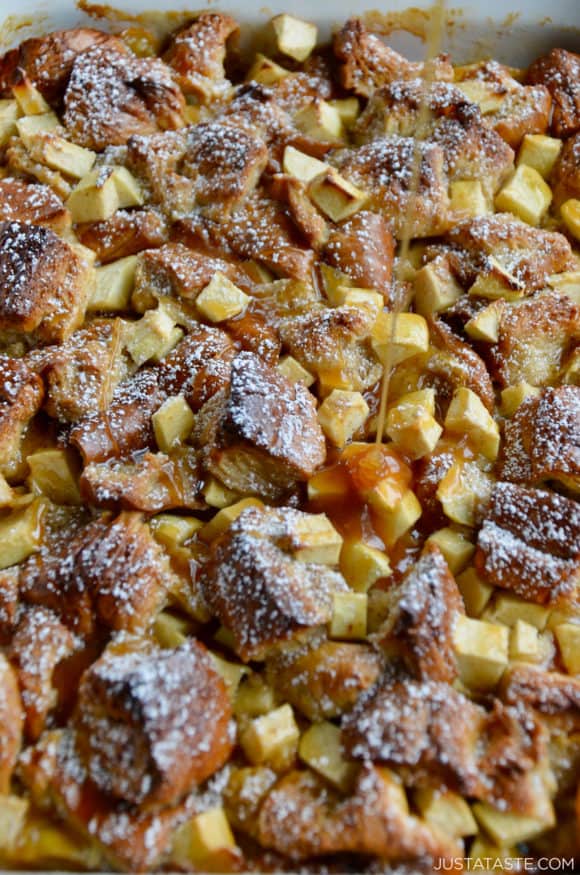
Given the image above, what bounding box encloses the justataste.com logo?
[433,857,576,871]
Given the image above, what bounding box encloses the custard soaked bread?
[0,11,578,872]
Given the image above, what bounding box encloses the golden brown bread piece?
[76,209,168,263]
[500,664,580,715]
[0,27,124,103]
[374,544,463,684]
[9,606,78,741]
[336,135,451,238]
[20,510,172,636]
[222,194,316,279]
[0,221,93,345]
[323,211,394,298]
[201,505,347,660]
[63,44,185,150]
[4,137,72,201]
[74,638,234,807]
[447,214,574,292]
[527,48,580,138]
[499,386,580,491]
[41,319,131,423]
[70,369,165,464]
[258,765,461,862]
[0,652,23,794]
[79,450,203,512]
[194,351,326,500]
[132,242,241,310]
[20,728,189,871]
[279,305,382,393]
[0,354,44,478]
[181,122,268,210]
[491,84,552,148]
[333,18,452,97]
[222,310,281,367]
[487,292,579,388]
[475,481,580,605]
[126,129,194,218]
[157,325,235,411]
[551,132,580,209]
[266,636,384,721]
[163,12,239,100]
[426,318,495,413]
[0,179,71,234]
[0,568,18,646]
[267,174,328,249]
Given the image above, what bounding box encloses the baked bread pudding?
[0,9,578,872]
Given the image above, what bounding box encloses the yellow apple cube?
[271,14,317,61]
[277,355,315,387]
[413,260,463,315]
[371,312,429,366]
[473,802,554,845]
[27,448,81,505]
[554,623,580,674]
[247,53,290,84]
[483,593,550,630]
[282,146,328,184]
[126,308,182,366]
[500,381,541,416]
[468,257,525,301]
[426,528,474,574]
[150,514,202,549]
[241,704,300,764]
[340,540,391,592]
[510,619,540,662]
[415,788,477,837]
[152,395,195,454]
[290,513,343,565]
[517,134,562,179]
[299,721,357,791]
[456,567,494,617]
[328,97,360,127]
[450,180,490,217]
[0,499,45,570]
[465,301,503,342]
[199,498,263,543]
[437,460,493,527]
[453,614,509,690]
[329,592,368,640]
[495,164,552,226]
[444,387,500,460]
[308,168,368,222]
[561,198,580,242]
[196,272,250,322]
[202,477,241,509]
[90,255,138,312]
[317,389,370,448]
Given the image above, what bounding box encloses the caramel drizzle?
[375,0,447,445]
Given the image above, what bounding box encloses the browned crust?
[76,209,168,263]
[163,12,239,100]
[0,179,71,234]
[323,211,394,297]
[527,48,580,138]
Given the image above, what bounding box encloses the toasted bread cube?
[27,448,81,505]
[0,499,44,570]
[90,255,138,312]
[199,498,263,543]
[375,489,422,548]
[173,807,236,865]
[202,478,241,509]
[510,619,540,662]
[554,623,580,674]
[277,355,315,387]
[16,112,59,144]
[495,165,552,226]
[295,99,344,143]
[282,146,328,184]
[465,301,503,343]
[0,794,28,851]
[290,513,343,565]
[413,261,463,316]
[561,198,580,242]
[328,97,360,128]
[12,76,50,115]
[453,615,509,690]
[154,611,195,648]
[196,272,250,322]
[450,180,489,217]
[456,567,494,617]
[517,134,562,179]
[445,387,500,461]
[126,307,181,366]
[0,100,20,121]
[437,460,493,527]
[484,594,550,630]
[241,704,300,765]
[372,312,429,366]
[0,119,16,147]
[473,802,554,845]
[426,528,474,575]
[340,540,391,592]
[317,389,369,448]
[271,14,317,62]
[343,288,384,316]
[235,675,276,718]
[468,257,525,302]
[299,721,357,792]
[500,381,541,416]
[308,169,368,222]
[35,135,96,179]
[386,392,442,460]
[150,514,202,549]
[414,788,477,838]
[152,395,195,454]
[66,166,143,223]
[246,53,290,85]
[329,591,367,640]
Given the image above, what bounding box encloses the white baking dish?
[0,0,579,67]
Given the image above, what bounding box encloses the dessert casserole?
[0,7,578,871]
